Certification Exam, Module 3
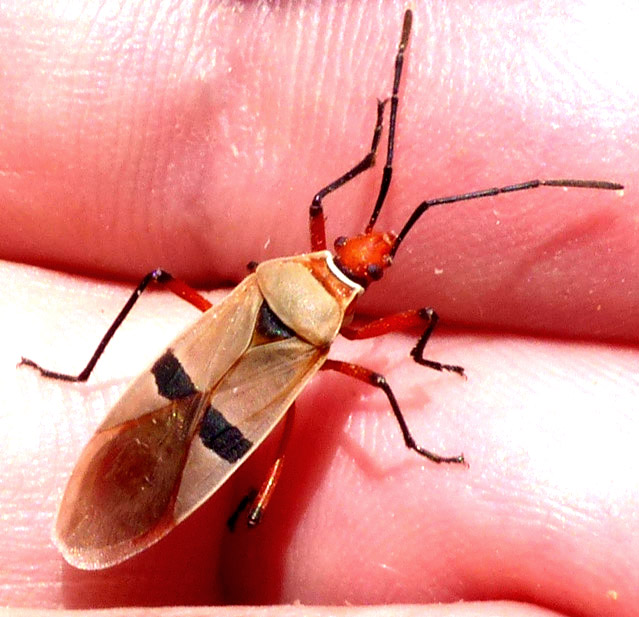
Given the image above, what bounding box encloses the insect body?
[51,254,361,569]
[20,10,622,569]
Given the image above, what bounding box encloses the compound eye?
[334,236,348,248]
[366,264,383,280]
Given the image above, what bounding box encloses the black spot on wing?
[199,405,252,463]
[151,349,197,400]
[256,300,296,340]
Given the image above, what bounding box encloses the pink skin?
[0,1,637,615]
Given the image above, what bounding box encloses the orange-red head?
[333,231,397,287]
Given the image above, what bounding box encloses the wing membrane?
[55,394,203,568]
[54,275,328,569]
[174,337,327,520]
[98,276,263,430]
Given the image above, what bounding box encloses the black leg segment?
[411,308,465,376]
[322,359,465,465]
[19,269,211,383]
[340,307,465,377]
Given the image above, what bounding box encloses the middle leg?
[322,359,465,465]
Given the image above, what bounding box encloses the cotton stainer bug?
[19,9,622,570]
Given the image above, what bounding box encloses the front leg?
[19,269,212,383]
[340,307,465,376]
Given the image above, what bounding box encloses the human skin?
[1,1,638,616]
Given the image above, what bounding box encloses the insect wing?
[95,276,263,431]
[53,394,206,569]
[175,336,327,522]
[52,275,283,569]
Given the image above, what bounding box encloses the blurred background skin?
[1,1,638,616]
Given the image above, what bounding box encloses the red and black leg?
[227,404,296,530]
[341,307,465,376]
[322,359,464,465]
[247,402,296,526]
[19,269,211,382]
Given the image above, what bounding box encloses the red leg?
[341,308,465,376]
[322,359,465,465]
[160,272,212,312]
[19,268,211,382]
[227,404,296,529]
[247,403,296,526]
[341,308,426,339]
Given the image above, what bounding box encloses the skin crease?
[0,0,638,615]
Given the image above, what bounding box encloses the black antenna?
[365,9,412,233]
[390,178,623,258]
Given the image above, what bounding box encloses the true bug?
[20,10,622,570]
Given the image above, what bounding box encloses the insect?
[20,10,622,570]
